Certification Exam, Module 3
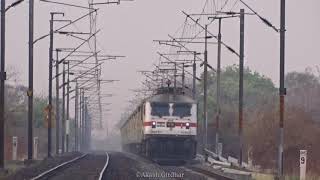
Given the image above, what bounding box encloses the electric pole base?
[0,169,8,176]
[23,159,37,166]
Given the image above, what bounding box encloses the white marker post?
[66,120,70,135]
[300,150,307,180]
[12,136,18,161]
[66,120,70,152]
[217,143,223,157]
[34,137,39,160]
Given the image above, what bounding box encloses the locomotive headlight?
[152,121,156,128]
[186,122,190,129]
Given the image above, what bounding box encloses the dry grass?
[0,162,25,180]
[253,173,320,180]
[253,173,274,180]
[284,174,320,180]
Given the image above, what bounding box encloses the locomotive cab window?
[151,102,169,117]
[173,103,192,118]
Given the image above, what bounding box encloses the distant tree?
[244,69,320,174]
[4,85,28,127]
[197,65,277,156]
[245,104,320,174]
[33,95,48,128]
[285,70,320,122]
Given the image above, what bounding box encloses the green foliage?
[189,66,320,173]
[4,84,49,128]
[285,70,320,122]
[286,70,319,89]
[33,96,47,128]
[197,64,276,119]
[197,65,277,155]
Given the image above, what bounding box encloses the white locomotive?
[120,88,197,161]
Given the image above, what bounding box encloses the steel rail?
[30,153,88,180]
[98,152,110,180]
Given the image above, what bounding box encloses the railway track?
[27,151,247,180]
[183,166,238,180]
[30,152,109,180]
[118,151,244,180]
[98,152,110,180]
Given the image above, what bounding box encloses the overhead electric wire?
[34,9,98,44]
[183,11,239,57]
[239,0,279,32]
[230,0,240,11]
[59,30,100,64]
[221,0,230,11]
[40,0,95,10]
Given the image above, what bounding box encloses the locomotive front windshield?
[151,103,170,117]
[173,103,192,118]
[151,102,193,118]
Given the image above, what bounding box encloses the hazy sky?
[4,0,320,137]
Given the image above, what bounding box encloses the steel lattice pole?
[278,0,286,179]
[28,0,34,161]
[0,0,6,168]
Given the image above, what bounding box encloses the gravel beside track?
[4,152,82,180]
[38,153,107,180]
[103,152,216,180]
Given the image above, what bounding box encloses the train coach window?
[151,103,170,117]
[173,103,192,118]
